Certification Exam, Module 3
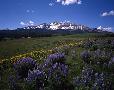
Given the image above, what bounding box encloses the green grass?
[0,33,114,90]
[0,33,113,59]
[0,34,90,59]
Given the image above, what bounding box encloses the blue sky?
[0,0,114,31]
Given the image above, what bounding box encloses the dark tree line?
[0,28,86,38]
[0,28,113,41]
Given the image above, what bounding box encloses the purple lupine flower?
[48,53,65,60]
[8,76,16,89]
[73,76,80,86]
[73,66,94,87]
[94,49,101,57]
[81,67,94,86]
[13,57,36,79]
[14,57,36,69]
[26,69,47,90]
[93,72,106,89]
[42,53,66,71]
[48,62,68,78]
[73,66,110,89]
[111,40,114,45]
[111,57,114,63]
[46,62,69,89]
[46,53,65,64]
[46,62,68,87]
[27,69,45,82]
[8,76,21,90]
[95,73,99,78]
[80,50,91,63]
[108,57,114,67]
[108,57,114,73]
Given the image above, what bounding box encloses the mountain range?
[0,21,113,39]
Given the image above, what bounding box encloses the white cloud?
[97,26,113,32]
[31,10,35,13]
[49,3,54,6]
[77,0,82,4]
[20,21,26,26]
[101,12,108,16]
[109,10,114,15]
[29,21,34,25]
[20,21,34,26]
[56,0,82,5]
[101,10,114,16]
[26,10,30,13]
[26,10,35,13]
[57,0,61,2]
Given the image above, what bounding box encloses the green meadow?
[0,33,114,90]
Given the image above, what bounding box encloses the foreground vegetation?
[0,33,114,90]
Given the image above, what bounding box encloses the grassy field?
[0,33,112,59]
[0,34,93,59]
[0,33,114,90]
